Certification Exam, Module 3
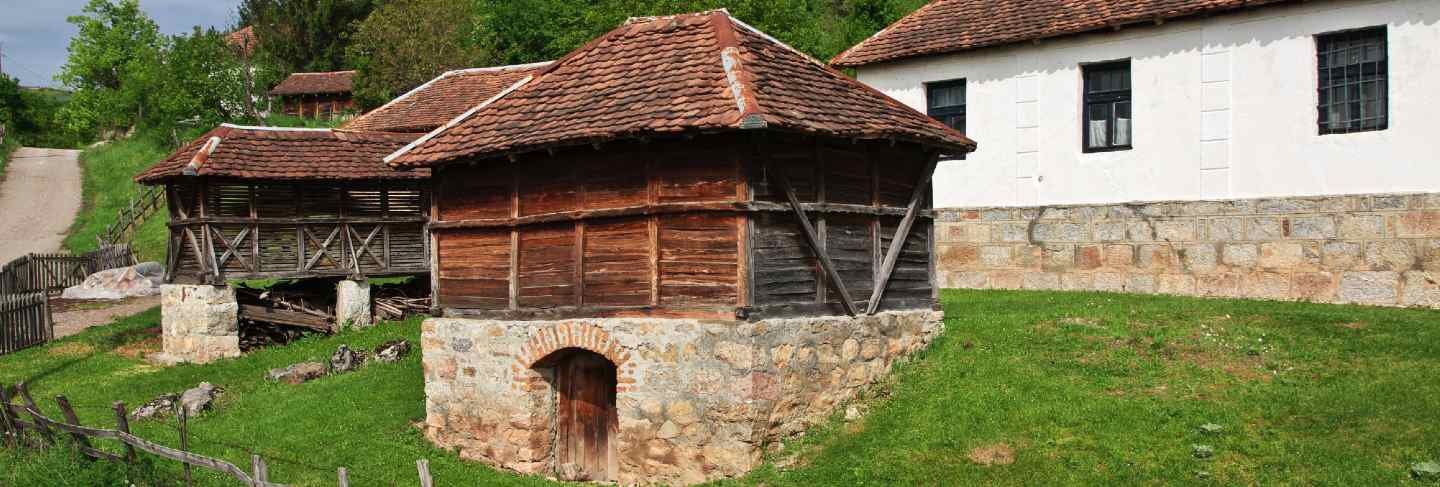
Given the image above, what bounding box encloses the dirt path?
[51,295,160,339]
[0,147,83,263]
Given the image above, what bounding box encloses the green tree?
[347,0,487,109]
[56,0,164,138]
[238,0,377,74]
[149,27,250,139]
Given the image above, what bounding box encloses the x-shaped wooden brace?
[210,226,253,272]
[303,226,342,271]
[773,166,858,317]
[866,154,939,315]
[348,225,387,269]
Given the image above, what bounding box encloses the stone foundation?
[157,284,240,364]
[335,279,372,328]
[935,192,1440,307]
[421,310,943,485]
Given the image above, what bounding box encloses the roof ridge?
[710,11,767,129]
[219,123,333,132]
[289,70,357,75]
[384,74,535,165]
[829,0,947,66]
[439,61,554,77]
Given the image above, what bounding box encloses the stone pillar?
[157,284,240,364]
[335,279,372,329]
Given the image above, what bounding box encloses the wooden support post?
[15,383,55,446]
[417,458,433,487]
[54,395,93,451]
[252,454,269,486]
[773,168,857,317]
[112,401,136,464]
[179,405,192,487]
[867,155,939,315]
[337,467,350,487]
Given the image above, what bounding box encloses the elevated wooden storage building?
[388,11,977,321]
[136,125,431,284]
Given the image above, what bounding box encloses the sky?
[0,0,241,88]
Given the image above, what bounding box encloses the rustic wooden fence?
[0,293,50,355]
[0,382,440,486]
[98,186,164,247]
[0,245,136,295]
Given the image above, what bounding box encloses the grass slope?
[2,291,1438,485]
[0,135,17,181]
[62,138,171,263]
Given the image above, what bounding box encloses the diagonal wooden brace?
[774,168,858,317]
[867,155,940,315]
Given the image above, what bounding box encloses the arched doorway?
[535,348,617,481]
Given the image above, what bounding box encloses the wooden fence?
[98,186,164,247]
[0,382,439,486]
[0,245,136,295]
[0,293,50,355]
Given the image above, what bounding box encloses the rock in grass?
[179,382,219,417]
[1199,423,1224,435]
[330,345,367,373]
[1192,444,1215,459]
[1413,462,1440,482]
[267,362,327,385]
[131,393,179,420]
[373,340,412,363]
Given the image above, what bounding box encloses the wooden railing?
[0,293,50,355]
[0,245,136,295]
[98,186,164,247]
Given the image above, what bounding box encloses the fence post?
[113,401,137,464]
[251,454,271,486]
[54,395,94,452]
[178,405,192,487]
[15,383,55,446]
[337,467,349,487]
[417,458,433,487]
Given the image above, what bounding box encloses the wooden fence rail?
[0,245,136,295]
[98,185,165,247]
[0,382,439,486]
[0,293,50,355]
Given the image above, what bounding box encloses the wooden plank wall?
[433,139,742,316]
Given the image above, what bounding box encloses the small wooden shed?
[136,125,430,284]
[268,71,356,120]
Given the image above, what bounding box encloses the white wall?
[856,0,1440,208]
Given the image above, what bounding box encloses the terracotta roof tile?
[387,10,974,169]
[343,62,552,133]
[135,125,426,183]
[226,26,257,57]
[831,0,1298,67]
[268,71,356,96]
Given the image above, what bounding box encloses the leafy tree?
[150,27,250,139]
[238,0,378,74]
[56,0,164,138]
[347,0,487,109]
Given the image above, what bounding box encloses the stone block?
[939,271,987,289]
[1076,245,1103,270]
[159,284,240,364]
[1422,240,1440,271]
[1032,222,1087,242]
[981,209,1016,220]
[943,223,990,243]
[1137,244,1176,270]
[1157,274,1196,295]
[1094,273,1126,291]
[1104,244,1135,268]
[1322,241,1363,270]
[1155,220,1198,241]
[1196,273,1241,297]
[1041,244,1074,271]
[1126,221,1156,241]
[1372,195,1411,210]
[1258,198,1318,214]
[1397,211,1440,238]
[1288,216,1336,239]
[1015,245,1043,269]
[1022,272,1062,290]
[1363,241,1415,271]
[1093,222,1126,241]
[1258,242,1317,270]
[1247,217,1283,241]
[1105,205,1138,220]
[1126,275,1156,294]
[1207,218,1243,241]
[1293,272,1338,301]
[1036,207,1075,220]
[1338,215,1385,239]
[1401,271,1440,307]
[1338,271,1400,305]
[1180,244,1218,272]
[990,271,1024,289]
[1059,273,1094,291]
[937,244,979,269]
[1241,272,1291,300]
[996,223,1029,242]
[336,279,373,329]
[1180,201,1224,216]
[979,246,1012,267]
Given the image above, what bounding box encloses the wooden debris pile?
[373,279,430,321]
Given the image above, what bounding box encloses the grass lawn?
[62,137,171,263]
[2,290,1438,485]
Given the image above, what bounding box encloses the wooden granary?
[395,11,975,485]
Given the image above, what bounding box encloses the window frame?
[925,79,967,159]
[1080,59,1133,153]
[1315,26,1388,135]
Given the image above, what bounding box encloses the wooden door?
[556,351,617,481]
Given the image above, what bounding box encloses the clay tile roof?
[135,125,427,184]
[386,10,975,169]
[226,26,257,57]
[344,61,553,133]
[268,71,356,96]
[831,0,1298,67]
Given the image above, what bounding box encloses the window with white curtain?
[1082,60,1132,152]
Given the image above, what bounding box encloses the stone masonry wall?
[935,193,1440,307]
[421,310,943,486]
[157,284,241,364]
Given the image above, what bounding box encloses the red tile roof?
[386,10,975,169]
[226,26,256,57]
[343,62,552,133]
[135,125,426,183]
[268,71,356,96]
[831,0,1297,67]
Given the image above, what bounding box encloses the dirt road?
[0,147,83,263]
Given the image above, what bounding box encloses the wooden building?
[136,125,430,284]
[344,61,551,133]
[268,71,356,120]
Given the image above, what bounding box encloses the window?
[1317,27,1387,134]
[927,80,966,159]
[1082,60,1132,152]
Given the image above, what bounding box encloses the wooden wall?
[280,94,355,120]
[430,135,937,320]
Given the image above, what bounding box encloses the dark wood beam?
[867,154,940,315]
[773,166,857,317]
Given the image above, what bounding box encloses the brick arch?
[513,323,635,391]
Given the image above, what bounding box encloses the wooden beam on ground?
[866,154,940,315]
[239,304,333,333]
[773,167,857,317]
